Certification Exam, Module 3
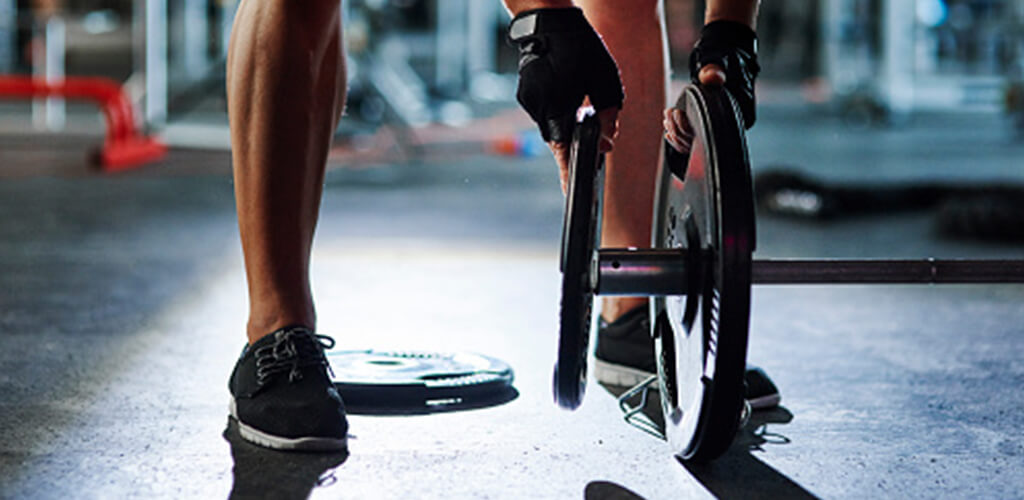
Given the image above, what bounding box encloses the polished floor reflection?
[2,105,1024,498]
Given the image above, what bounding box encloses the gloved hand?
[508,7,624,145]
[689,20,760,129]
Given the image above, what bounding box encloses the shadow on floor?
[583,480,647,500]
[223,418,349,500]
[343,385,520,416]
[600,383,819,499]
[683,408,819,500]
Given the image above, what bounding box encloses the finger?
[662,110,675,139]
[665,135,688,154]
[596,107,620,153]
[664,108,694,154]
[670,109,694,142]
[699,64,727,86]
[543,113,578,145]
[548,141,571,194]
[664,128,686,150]
[663,114,683,144]
[663,124,687,152]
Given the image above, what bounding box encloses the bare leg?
[575,0,668,321]
[227,0,346,344]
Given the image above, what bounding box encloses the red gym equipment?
[0,76,166,172]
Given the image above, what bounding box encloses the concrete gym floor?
[1,105,1024,499]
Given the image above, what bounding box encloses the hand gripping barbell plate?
[328,350,515,413]
[652,84,755,462]
[554,110,605,410]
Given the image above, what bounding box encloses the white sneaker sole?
[746,393,782,411]
[229,398,348,452]
[593,358,659,389]
[593,359,781,410]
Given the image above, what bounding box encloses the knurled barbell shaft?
[595,249,1024,296]
[752,258,1024,284]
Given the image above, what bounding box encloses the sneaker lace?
[253,328,336,386]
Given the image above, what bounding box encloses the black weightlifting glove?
[689,20,760,129]
[508,8,624,143]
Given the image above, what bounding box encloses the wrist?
[705,1,759,28]
[505,0,575,16]
[508,7,588,42]
[698,20,757,56]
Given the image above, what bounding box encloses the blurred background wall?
[1,0,1022,141]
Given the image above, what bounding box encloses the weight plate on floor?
[328,350,515,413]
[554,110,605,410]
[652,85,754,462]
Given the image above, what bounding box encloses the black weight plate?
[328,350,515,413]
[652,85,755,462]
[554,110,605,410]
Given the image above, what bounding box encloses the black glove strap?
[689,20,760,129]
[509,8,591,42]
[692,20,757,64]
[508,7,624,143]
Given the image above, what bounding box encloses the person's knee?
[581,0,661,17]
[301,0,343,16]
[264,0,342,35]
[626,0,661,13]
[581,0,661,32]
[279,0,341,13]
[236,0,341,54]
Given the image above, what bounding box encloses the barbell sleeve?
[596,249,690,296]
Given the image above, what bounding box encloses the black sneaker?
[594,306,781,410]
[743,365,781,410]
[228,326,348,451]
[593,306,655,388]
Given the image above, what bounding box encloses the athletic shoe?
[228,326,348,451]
[593,306,781,410]
[593,306,655,388]
[743,365,781,409]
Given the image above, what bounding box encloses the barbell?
[554,84,1024,463]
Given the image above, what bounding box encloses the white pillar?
[220,0,238,59]
[435,0,468,95]
[466,1,498,76]
[182,0,208,81]
[33,17,65,131]
[0,0,15,72]
[145,0,168,127]
[881,0,915,115]
[820,0,842,94]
